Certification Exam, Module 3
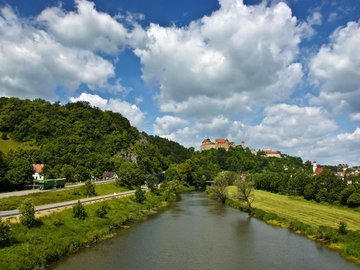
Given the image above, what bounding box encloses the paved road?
[0,190,136,218]
[0,179,115,199]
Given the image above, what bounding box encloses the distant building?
[313,161,324,175]
[102,171,118,180]
[32,164,44,180]
[201,138,241,151]
[263,150,282,158]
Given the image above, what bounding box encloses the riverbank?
[224,188,360,267]
[0,193,166,270]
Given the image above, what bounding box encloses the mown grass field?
[0,138,21,153]
[0,182,128,211]
[227,186,360,231]
[0,138,38,153]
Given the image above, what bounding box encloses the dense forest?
[0,97,192,191]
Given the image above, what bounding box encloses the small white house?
[32,164,44,180]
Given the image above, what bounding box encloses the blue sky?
[1,0,360,165]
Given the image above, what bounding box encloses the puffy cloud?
[70,92,145,128]
[0,5,116,99]
[135,0,304,117]
[37,0,128,54]
[307,11,322,26]
[154,115,189,135]
[350,113,360,121]
[309,21,360,113]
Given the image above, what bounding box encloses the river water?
[52,193,359,270]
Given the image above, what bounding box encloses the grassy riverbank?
[0,182,128,211]
[0,193,165,270]
[225,187,360,266]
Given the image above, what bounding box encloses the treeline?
[165,147,360,208]
[0,97,192,191]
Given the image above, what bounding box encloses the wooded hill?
[0,97,192,191]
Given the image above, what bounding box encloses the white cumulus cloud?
[70,92,145,128]
[0,5,116,99]
[135,0,305,117]
[310,21,360,113]
[38,0,128,54]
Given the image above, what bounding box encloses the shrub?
[72,201,87,220]
[95,203,110,218]
[19,198,36,228]
[0,219,11,247]
[82,180,96,197]
[134,187,145,203]
[338,221,348,235]
[347,192,360,208]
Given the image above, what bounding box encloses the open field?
[227,187,360,231]
[0,138,37,153]
[0,182,128,211]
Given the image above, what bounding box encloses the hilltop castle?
[201,138,245,151]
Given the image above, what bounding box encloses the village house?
[102,171,118,180]
[32,163,44,180]
[263,150,282,158]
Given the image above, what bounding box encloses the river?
[52,193,359,270]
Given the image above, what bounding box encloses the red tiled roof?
[32,164,44,173]
[215,138,228,143]
[263,150,280,155]
[314,167,323,174]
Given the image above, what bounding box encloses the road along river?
[52,193,359,270]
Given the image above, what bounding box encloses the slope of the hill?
[0,97,191,191]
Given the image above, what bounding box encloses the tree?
[338,222,348,235]
[0,219,11,247]
[161,180,183,202]
[208,171,232,204]
[5,157,33,188]
[83,180,96,197]
[116,161,144,188]
[19,198,36,228]
[234,174,255,213]
[74,166,91,182]
[347,193,360,208]
[95,203,110,218]
[134,187,146,203]
[72,201,87,220]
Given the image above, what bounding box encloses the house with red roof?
[263,150,282,158]
[32,163,44,180]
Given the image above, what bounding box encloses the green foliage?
[208,171,234,204]
[338,221,348,235]
[234,174,255,212]
[19,198,36,228]
[95,203,110,218]
[134,187,146,203]
[116,161,144,188]
[72,201,87,220]
[0,219,11,247]
[82,180,96,197]
[347,193,360,208]
[160,180,184,202]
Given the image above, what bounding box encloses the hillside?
[0,97,191,191]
